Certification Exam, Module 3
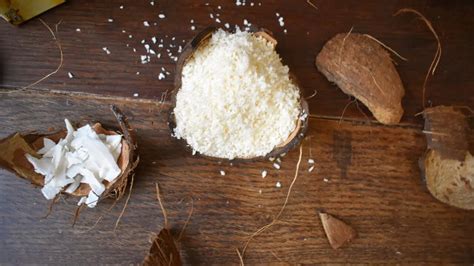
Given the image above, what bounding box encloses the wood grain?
[1,0,473,124]
[0,89,473,264]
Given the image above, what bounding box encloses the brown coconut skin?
[316,33,405,125]
[420,106,474,210]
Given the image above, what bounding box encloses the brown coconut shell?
[169,26,309,161]
[0,105,138,202]
[316,33,405,125]
[420,106,474,210]
[319,212,357,249]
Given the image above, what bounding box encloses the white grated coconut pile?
[26,119,122,208]
[173,29,301,159]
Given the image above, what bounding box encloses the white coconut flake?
[261,170,267,178]
[108,18,114,22]
[158,72,166,80]
[273,163,281,170]
[133,93,139,97]
[308,165,315,172]
[220,170,226,176]
[158,14,166,19]
[76,28,81,32]
[102,47,111,54]
[143,21,150,27]
[67,72,74,79]
[26,119,122,208]
[276,181,282,188]
[308,158,314,164]
[323,178,329,182]
[191,25,196,31]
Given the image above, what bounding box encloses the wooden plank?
[1,0,473,124]
[0,90,472,264]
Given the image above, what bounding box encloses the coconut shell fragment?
[316,33,405,125]
[0,105,138,204]
[319,212,357,249]
[143,229,182,266]
[420,106,473,210]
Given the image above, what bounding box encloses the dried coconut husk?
[0,105,138,206]
[420,106,474,210]
[316,32,405,125]
[143,229,182,266]
[169,26,309,161]
[142,184,195,266]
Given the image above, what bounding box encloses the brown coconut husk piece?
[0,105,138,205]
[319,212,357,249]
[143,229,182,266]
[420,106,473,210]
[316,32,405,125]
[169,26,309,161]
[143,183,194,266]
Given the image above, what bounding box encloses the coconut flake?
[25,119,122,207]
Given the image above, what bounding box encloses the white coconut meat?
[173,29,301,159]
[26,119,122,208]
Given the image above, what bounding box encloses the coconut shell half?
[0,105,138,203]
[420,106,474,210]
[316,33,405,125]
[169,26,309,161]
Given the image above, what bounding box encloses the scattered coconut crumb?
[191,25,196,31]
[224,23,230,29]
[259,189,262,194]
[67,72,74,79]
[273,163,281,170]
[308,158,315,164]
[133,93,139,97]
[261,170,267,178]
[278,16,285,27]
[143,21,150,27]
[75,28,81,32]
[158,14,166,19]
[323,178,329,182]
[152,37,157,43]
[220,170,226,176]
[308,165,315,172]
[276,181,282,188]
[108,18,114,22]
[150,1,154,5]
[158,72,166,80]
[119,5,124,9]
[136,72,140,75]
[102,47,111,54]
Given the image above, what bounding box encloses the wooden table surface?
[1,0,473,264]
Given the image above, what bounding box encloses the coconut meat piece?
[26,119,122,208]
